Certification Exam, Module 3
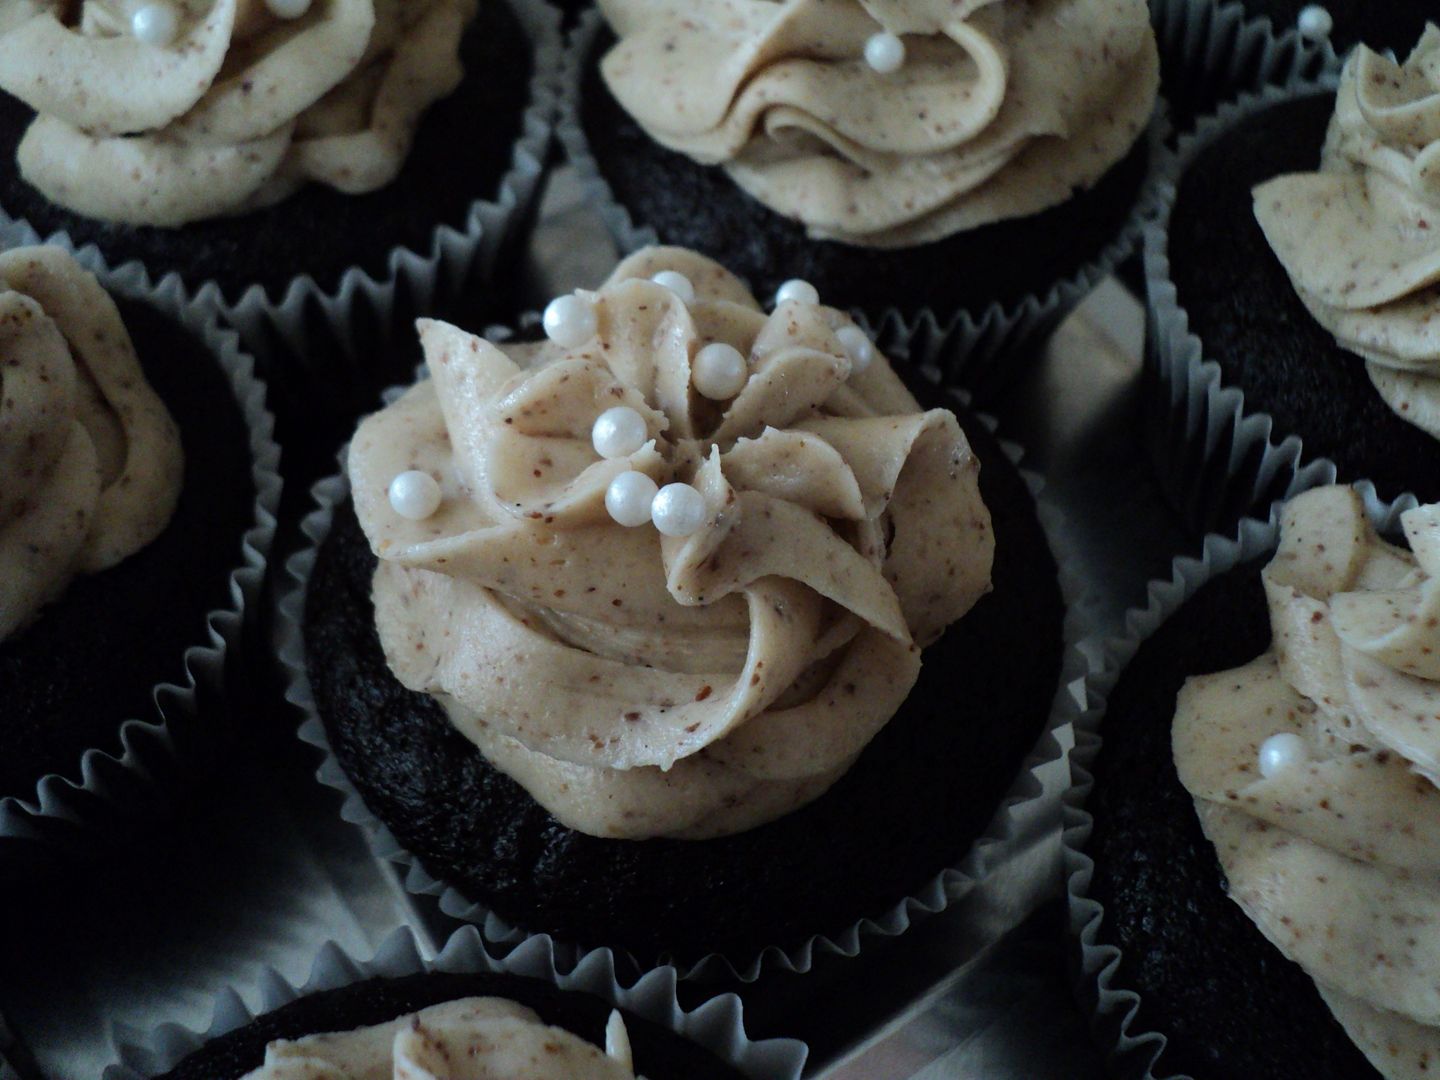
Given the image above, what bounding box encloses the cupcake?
[104,928,806,1079]
[290,246,1067,970]
[1066,484,1439,1079]
[561,0,1162,387]
[0,0,557,432]
[1145,27,1440,532]
[0,243,277,838]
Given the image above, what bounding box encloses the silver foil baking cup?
[1141,74,1347,535]
[275,321,1090,983]
[0,0,560,385]
[556,9,1173,400]
[103,925,808,1080]
[0,228,282,848]
[1148,0,1342,126]
[1062,480,1415,1079]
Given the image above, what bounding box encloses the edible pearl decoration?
[542,294,598,349]
[606,471,659,527]
[591,405,648,459]
[651,483,708,537]
[264,0,312,17]
[836,325,875,374]
[864,32,906,74]
[131,1,180,45]
[692,342,748,400]
[388,470,442,521]
[1258,732,1309,779]
[774,279,819,307]
[649,270,696,304]
[1296,4,1332,40]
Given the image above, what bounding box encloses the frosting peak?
[0,247,183,642]
[598,0,1157,246]
[1255,25,1440,441]
[0,0,476,225]
[349,247,994,839]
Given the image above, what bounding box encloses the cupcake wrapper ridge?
[102,925,808,1080]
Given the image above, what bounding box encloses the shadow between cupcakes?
[1062,485,1418,1079]
[278,342,1077,980]
[0,246,281,851]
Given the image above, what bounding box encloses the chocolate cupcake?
[560,0,1162,391]
[0,244,279,840]
[1145,30,1440,532]
[104,928,807,1079]
[0,0,558,439]
[285,246,1068,974]
[1066,485,1439,1079]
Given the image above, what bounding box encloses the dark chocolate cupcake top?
[0,0,478,226]
[595,0,1157,247]
[345,245,997,842]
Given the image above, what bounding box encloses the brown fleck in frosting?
[0,246,182,642]
[347,247,994,840]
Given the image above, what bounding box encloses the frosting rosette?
[239,997,640,1079]
[595,0,1158,248]
[347,247,993,840]
[1255,25,1440,442]
[0,246,182,642]
[0,0,477,226]
[1173,486,1440,1079]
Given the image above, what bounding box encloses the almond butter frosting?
[0,0,476,226]
[1255,25,1440,442]
[347,247,994,840]
[239,996,642,1079]
[0,246,182,643]
[595,0,1158,248]
[1173,486,1440,1079]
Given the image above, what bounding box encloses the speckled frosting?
[596,0,1158,247]
[239,997,639,1079]
[1173,486,1440,1079]
[1255,25,1440,441]
[0,246,182,642]
[347,246,994,840]
[0,0,476,225]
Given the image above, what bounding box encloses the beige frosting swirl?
[348,246,993,840]
[1255,25,1440,441]
[0,246,182,643]
[1173,486,1440,1079]
[239,997,641,1079]
[0,0,475,226]
[596,0,1157,248]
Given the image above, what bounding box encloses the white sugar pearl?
[1297,4,1332,40]
[1258,732,1309,779]
[388,470,442,521]
[605,471,659,527]
[864,32,906,74]
[591,405,648,459]
[692,342,748,400]
[836,324,875,375]
[774,279,819,307]
[542,294,598,349]
[649,270,696,304]
[131,1,180,45]
[651,483,707,537]
[265,0,312,17]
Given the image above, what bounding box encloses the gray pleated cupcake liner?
[1142,74,1346,536]
[0,227,282,849]
[1062,481,1415,1078]
[556,9,1173,400]
[103,925,807,1080]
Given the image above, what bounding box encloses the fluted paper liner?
[103,925,807,1080]
[1063,481,1417,1079]
[0,224,282,846]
